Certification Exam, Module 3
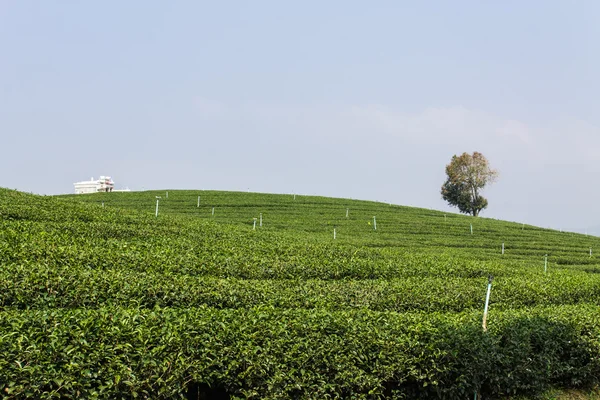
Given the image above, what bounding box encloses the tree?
[441,152,498,217]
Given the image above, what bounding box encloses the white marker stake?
[470,224,473,235]
[346,208,349,218]
[334,228,336,239]
[212,207,215,216]
[101,202,104,208]
[544,255,548,274]
[155,197,161,217]
[197,196,200,208]
[253,218,257,230]
[502,243,505,255]
[477,275,493,400]
[293,194,296,200]
[482,276,493,332]
[259,213,263,227]
[166,191,168,199]
[373,216,377,231]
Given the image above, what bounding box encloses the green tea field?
[1,188,600,399]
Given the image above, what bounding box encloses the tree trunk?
[471,186,478,218]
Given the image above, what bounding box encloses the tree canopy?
[441,152,498,217]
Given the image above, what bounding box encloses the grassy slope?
[65,189,600,266]
[2,188,600,398]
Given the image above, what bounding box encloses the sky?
[1,1,599,233]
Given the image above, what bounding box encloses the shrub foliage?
[1,188,600,399]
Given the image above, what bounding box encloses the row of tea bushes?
[2,263,600,313]
[1,305,599,399]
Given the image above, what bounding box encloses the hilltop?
[1,188,600,399]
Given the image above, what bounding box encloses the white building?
[74,176,119,194]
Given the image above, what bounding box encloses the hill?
[1,188,600,399]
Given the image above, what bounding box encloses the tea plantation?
[1,188,600,399]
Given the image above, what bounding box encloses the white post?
[166,191,168,199]
[259,213,262,227]
[293,194,296,200]
[253,218,257,230]
[502,242,505,255]
[373,216,377,231]
[482,275,493,332]
[522,223,525,230]
[212,207,215,216]
[346,208,349,218]
[334,228,336,239]
[155,197,160,217]
[470,224,473,235]
[101,202,104,208]
[197,196,200,208]
[544,254,548,274]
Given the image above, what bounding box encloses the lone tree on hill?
[441,152,498,217]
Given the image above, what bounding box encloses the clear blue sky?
[1,1,599,233]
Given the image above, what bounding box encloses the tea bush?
[2,188,600,398]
